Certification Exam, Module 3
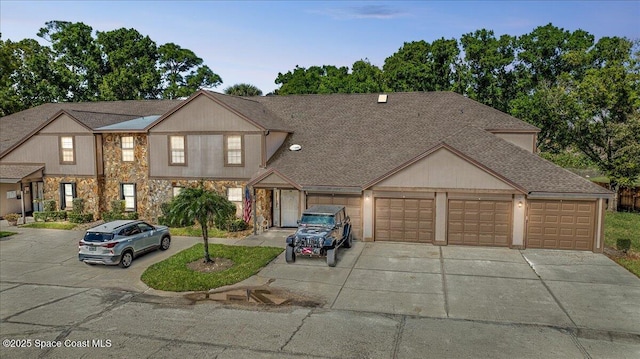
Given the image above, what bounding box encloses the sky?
[1,1,639,95]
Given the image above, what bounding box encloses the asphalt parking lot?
[0,224,639,358]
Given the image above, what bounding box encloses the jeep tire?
[327,248,336,267]
[285,246,296,263]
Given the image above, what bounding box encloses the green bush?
[71,198,85,214]
[34,211,67,222]
[68,213,94,224]
[44,199,57,212]
[228,218,249,232]
[617,238,632,253]
[111,200,126,214]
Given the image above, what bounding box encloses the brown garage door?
[307,195,362,240]
[448,199,511,246]
[375,198,434,242]
[527,200,595,250]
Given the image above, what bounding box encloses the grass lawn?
[0,231,18,238]
[604,211,640,277]
[21,222,77,230]
[141,243,283,291]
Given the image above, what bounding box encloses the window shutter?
[59,183,65,209]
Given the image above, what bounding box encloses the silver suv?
[78,220,171,268]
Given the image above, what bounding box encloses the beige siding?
[150,95,261,132]
[257,172,294,187]
[2,134,95,175]
[265,131,288,161]
[0,183,22,216]
[38,114,88,134]
[376,148,515,191]
[494,133,536,153]
[149,133,261,179]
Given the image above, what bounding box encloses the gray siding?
[150,95,261,132]
[494,133,536,153]
[149,133,262,179]
[1,133,96,176]
[265,131,288,161]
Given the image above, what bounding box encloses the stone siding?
[44,176,100,218]
[102,133,150,217]
[147,179,248,223]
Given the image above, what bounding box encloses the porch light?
[518,201,523,208]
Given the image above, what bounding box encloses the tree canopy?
[1,20,222,115]
[224,83,263,96]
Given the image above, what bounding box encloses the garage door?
[448,200,511,246]
[375,198,434,242]
[527,200,595,250]
[307,195,362,240]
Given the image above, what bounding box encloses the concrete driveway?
[241,230,640,337]
[1,225,639,358]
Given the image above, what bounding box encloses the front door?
[280,190,299,227]
[32,182,44,212]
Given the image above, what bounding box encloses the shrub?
[4,213,20,224]
[102,211,138,222]
[617,238,632,253]
[34,211,67,222]
[44,199,57,212]
[228,218,249,232]
[71,198,85,214]
[68,213,94,224]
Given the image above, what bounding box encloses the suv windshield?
[300,214,335,226]
[84,232,114,242]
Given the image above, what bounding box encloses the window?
[169,135,186,165]
[121,183,136,211]
[228,187,243,216]
[225,135,243,166]
[60,136,75,164]
[228,187,242,202]
[60,183,76,209]
[172,186,183,197]
[121,136,134,162]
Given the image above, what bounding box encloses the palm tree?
[224,83,263,96]
[165,184,236,262]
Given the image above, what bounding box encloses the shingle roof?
[250,92,608,195]
[0,100,180,155]
[441,126,611,195]
[0,164,44,183]
[204,91,291,132]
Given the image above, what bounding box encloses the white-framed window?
[121,136,134,162]
[172,186,183,197]
[60,182,76,209]
[169,135,186,165]
[228,187,242,202]
[121,183,136,211]
[60,136,75,164]
[225,135,243,166]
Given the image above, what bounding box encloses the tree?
[383,38,459,92]
[0,38,60,115]
[164,185,236,263]
[347,59,386,93]
[158,43,222,99]
[37,21,103,101]
[515,23,594,92]
[96,28,161,100]
[224,83,263,96]
[459,29,517,113]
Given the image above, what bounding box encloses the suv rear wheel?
[120,251,133,268]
